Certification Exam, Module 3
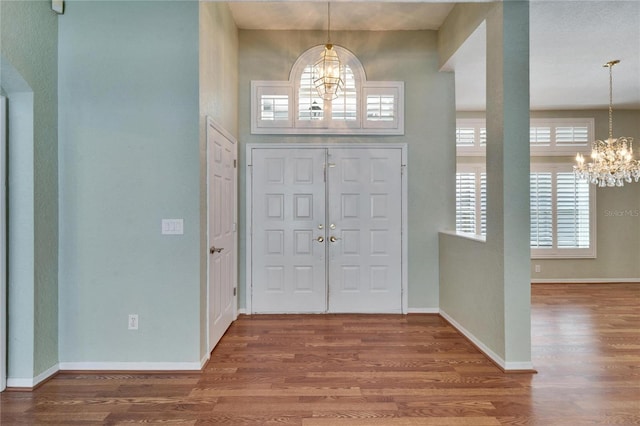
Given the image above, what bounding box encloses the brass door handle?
[209,246,224,254]
[316,236,324,243]
[329,236,340,243]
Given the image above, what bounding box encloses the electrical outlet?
[534,264,541,273]
[128,314,139,330]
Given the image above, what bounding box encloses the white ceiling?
[227,1,640,110]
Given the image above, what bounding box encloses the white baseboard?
[532,278,640,284]
[407,307,439,314]
[58,361,203,371]
[238,308,248,315]
[200,353,210,369]
[439,310,534,372]
[7,363,59,389]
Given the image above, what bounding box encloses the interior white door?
[251,148,327,313]
[327,148,402,313]
[208,121,237,353]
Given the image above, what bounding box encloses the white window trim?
[456,118,595,156]
[251,45,404,135]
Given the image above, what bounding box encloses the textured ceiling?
[228,2,455,31]
[227,1,640,110]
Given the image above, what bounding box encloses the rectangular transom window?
[260,95,289,121]
[366,95,395,122]
[457,118,594,156]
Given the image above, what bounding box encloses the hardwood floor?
[1,283,639,425]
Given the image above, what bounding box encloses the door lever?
[209,246,224,254]
[329,236,340,243]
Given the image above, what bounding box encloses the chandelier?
[574,60,640,187]
[313,3,344,100]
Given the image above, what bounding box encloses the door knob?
[209,246,224,254]
[329,236,340,243]
[316,236,324,243]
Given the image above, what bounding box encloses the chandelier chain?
[327,3,331,44]
[608,62,613,140]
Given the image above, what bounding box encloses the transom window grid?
[251,45,404,135]
[456,118,594,156]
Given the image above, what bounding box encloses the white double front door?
[250,147,403,314]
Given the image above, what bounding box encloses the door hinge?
[233,159,237,168]
[233,287,237,296]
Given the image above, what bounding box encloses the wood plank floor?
[1,283,639,425]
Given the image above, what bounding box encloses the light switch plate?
[162,219,184,235]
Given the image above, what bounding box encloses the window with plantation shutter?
[556,172,590,249]
[530,172,553,248]
[455,119,486,155]
[456,128,475,147]
[366,95,395,122]
[298,65,324,122]
[456,173,477,235]
[455,165,595,257]
[455,167,486,237]
[260,95,289,121]
[530,127,551,147]
[530,165,595,258]
[332,66,357,121]
[479,172,487,236]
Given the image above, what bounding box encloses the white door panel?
[250,147,402,314]
[252,149,327,313]
[327,148,402,313]
[208,121,237,353]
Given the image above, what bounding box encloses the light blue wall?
[439,1,532,368]
[0,0,59,381]
[58,1,202,364]
[198,1,239,360]
[238,30,456,310]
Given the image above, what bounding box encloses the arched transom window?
[252,45,404,135]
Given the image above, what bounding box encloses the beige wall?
[237,30,456,310]
[531,110,640,281]
[458,109,640,282]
